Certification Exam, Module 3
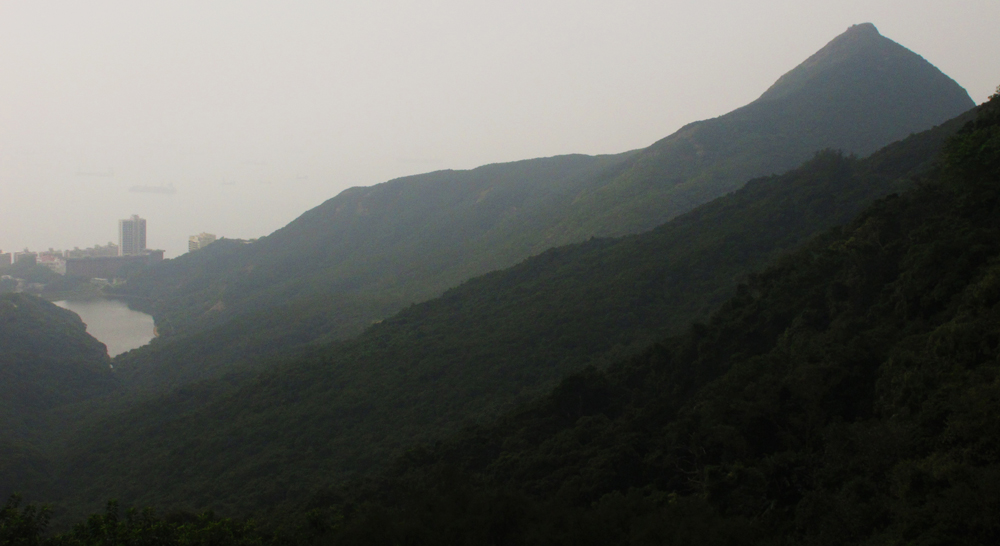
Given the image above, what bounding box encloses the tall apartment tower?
[118,214,147,256]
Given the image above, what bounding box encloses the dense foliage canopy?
[5,85,997,546]
[0,29,991,546]
[0,295,115,511]
[16,101,970,535]
[298,86,1000,545]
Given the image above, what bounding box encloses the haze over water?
[54,299,156,358]
[3,1,999,258]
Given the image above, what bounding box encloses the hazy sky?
[2,1,998,258]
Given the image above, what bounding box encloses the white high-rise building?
[118,214,147,256]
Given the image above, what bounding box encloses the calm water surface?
[54,299,155,357]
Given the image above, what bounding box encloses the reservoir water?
[54,299,156,357]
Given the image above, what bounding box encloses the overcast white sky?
[2,1,998,258]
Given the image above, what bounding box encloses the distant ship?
[128,183,177,195]
[75,169,114,177]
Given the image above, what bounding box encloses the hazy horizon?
[3,1,998,258]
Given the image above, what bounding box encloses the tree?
[0,495,50,546]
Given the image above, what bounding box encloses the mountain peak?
[845,22,879,36]
[756,22,964,104]
[819,22,882,52]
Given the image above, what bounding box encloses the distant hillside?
[0,294,116,500]
[52,106,975,520]
[112,23,974,352]
[298,85,1000,546]
[114,152,632,339]
[114,109,973,395]
[553,23,975,237]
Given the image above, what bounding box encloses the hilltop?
[112,24,974,360]
[555,23,974,236]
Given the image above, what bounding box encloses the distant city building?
[118,214,147,256]
[13,250,37,266]
[3,217,163,281]
[65,242,119,259]
[188,232,217,252]
[65,250,164,279]
[37,253,67,275]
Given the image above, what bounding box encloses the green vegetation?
[114,107,973,396]
[546,23,974,239]
[0,264,61,294]
[6,83,998,546]
[111,23,973,361]
[38,279,103,303]
[40,104,974,524]
[110,154,634,343]
[297,86,1000,545]
[0,294,114,417]
[1,26,992,546]
[1,495,274,546]
[0,263,90,300]
[0,294,116,505]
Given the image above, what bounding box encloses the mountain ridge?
[46,107,977,521]
[554,23,974,239]
[758,22,883,101]
[5,89,998,546]
[113,25,972,358]
[310,89,1000,545]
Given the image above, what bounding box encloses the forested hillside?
[111,23,973,353]
[7,84,997,546]
[546,23,973,237]
[305,86,1000,545]
[0,294,116,503]
[113,109,973,395]
[0,294,115,429]
[112,153,633,340]
[42,106,975,523]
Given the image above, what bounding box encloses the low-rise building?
[64,243,119,259]
[188,232,217,252]
[65,250,164,279]
[37,253,67,275]
[13,251,37,266]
